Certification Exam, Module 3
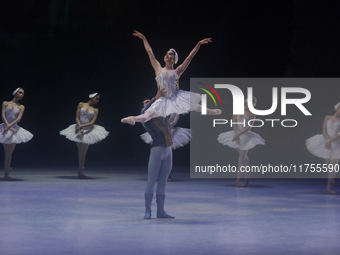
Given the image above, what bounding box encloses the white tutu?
[306,120,340,160]
[141,127,191,150]
[0,107,33,144]
[60,107,109,144]
[217,115,265,150]
[0,123,33,144]
[145,72,201,117]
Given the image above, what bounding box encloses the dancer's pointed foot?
[78,172,91,179]
[121,117,136,125]
[325,189,337,195]
[207,109,222,115]
[236,181,245,187]
[4,175,17,181]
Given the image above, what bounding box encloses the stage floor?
[0,167,339,255]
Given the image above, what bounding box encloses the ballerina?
[0,87,33,180]
[60,93,109,179]
[306,103,340,194]
[121,30,221,125]
[217,97,265,187]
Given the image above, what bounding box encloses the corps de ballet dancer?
[121,30,221,125]
[0,87,33,180]
[140,86,176,219]
[306,103,340,194]
[60,93,109,179]
[217,97,265,187]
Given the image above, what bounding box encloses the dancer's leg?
[325,158,338,194]
[145,147,163,194]
[156,147,172,195]
[144,147,162,219]
[3,143,16,180]
[156,147,174,218]
[236,148,248,187]
[76,142,90,178]
[193,104,222,115]
[121,111,159,125]
[244,155,251,185]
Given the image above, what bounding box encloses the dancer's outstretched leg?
[3,143,16,180]
[76,142,90,179]
[325,159,338,194]
[121,111,159,125]
[193,104,222,115]
[235,148,248,187]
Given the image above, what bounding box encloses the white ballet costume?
[145,72,201,117]
[217,115,265,150]
[60,107,109,144]
[306,120,340,160]
[0,107,33,144]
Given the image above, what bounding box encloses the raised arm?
[133,30,162,75]
[175,38,212,76]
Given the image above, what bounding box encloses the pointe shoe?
[325,189,337,195]
[208,109,222,115]
[236,182,245,187]
[4,175,16,181]
[121,117,136,125]
[78,172,91,179]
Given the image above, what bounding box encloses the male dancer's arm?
[141,86,166,114]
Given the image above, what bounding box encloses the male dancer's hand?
[155,85,166,99]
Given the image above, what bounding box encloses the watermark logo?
[197,82,223,115]
[201,84,311,116]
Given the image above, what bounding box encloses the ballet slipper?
[236,181,245,187]
[3,174,16,181]
[325,190,337,195]
[207,109,222,115]
[156,194,175,219]
[78,170,91,179]
[121,117,136,125]
[144,193,153,219]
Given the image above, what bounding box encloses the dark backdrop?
[0,0,340,169]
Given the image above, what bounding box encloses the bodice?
[326,120,340,138]
[236,115,250,132]
[5,107,20,124]
[80,108,94,124]
[155,72,178,98]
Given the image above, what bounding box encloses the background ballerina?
[217,97,265,187]
[0,87,33,180]
[121,30,221,125]
[60,93,109,179]
[306,103,340,194]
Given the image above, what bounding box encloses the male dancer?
[141,86,175,219]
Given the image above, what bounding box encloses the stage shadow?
[56,176,105,180]
[0,178,25,181]
[224,184,272,189]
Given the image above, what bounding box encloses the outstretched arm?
[175,38,212,76]
[133,30,162,75]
